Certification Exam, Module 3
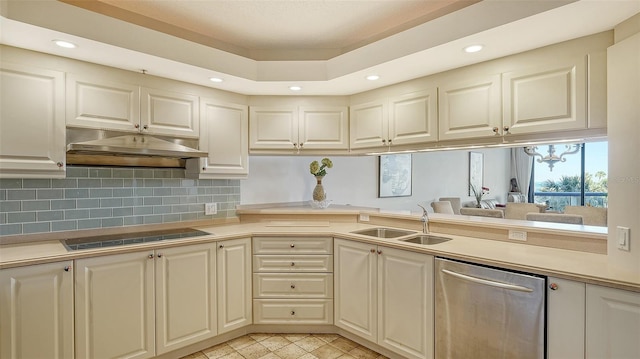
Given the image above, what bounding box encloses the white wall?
[240,148,511,211]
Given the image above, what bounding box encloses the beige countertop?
[1,216,638,292]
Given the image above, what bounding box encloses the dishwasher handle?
[441,268,534,293]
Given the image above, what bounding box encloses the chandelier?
[523,144,580,171]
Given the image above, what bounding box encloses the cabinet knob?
[148,254,154,259]
[291,262,295,267]
[157,253,163,258]
[370,248,376,253]
[293,143,298,148]
[377,249,382,255]
[492,127,500,135]
[203,167,206,171]
[291,284,296,289]
[290,310,296,316]
[388,139,392,144]
[143,125,148,130]
[64,265,72,272]
[299,143,304,147]
[382,139,386,144]
[549,283,559,291]
[56,162,64,168]
[135,124,140,129]
[503,126,510,134]
[219,244,224,249]
[290,244,295,248]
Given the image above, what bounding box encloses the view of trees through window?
[533,141,608,212]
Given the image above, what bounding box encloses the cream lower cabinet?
[187,99,249,178]
[547,277,585,359]
[586,284,640,359]
[0,62,66,178]
[334,239,434,359]
[75,240,243,359]
[217,237,253,333]
[0,261,74,359]
[253,236,333,324]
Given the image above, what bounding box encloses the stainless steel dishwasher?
[435,258,546,359]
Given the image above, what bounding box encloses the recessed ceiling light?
[464,45,483,53]
[366,75,380,81]
[53,40,77,49]
[289,86,302,91]
[209,77,223,83]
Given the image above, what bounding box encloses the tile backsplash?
[0,167,240,236]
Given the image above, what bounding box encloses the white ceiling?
[1,0,639,96]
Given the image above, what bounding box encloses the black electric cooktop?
[62,228,211,251]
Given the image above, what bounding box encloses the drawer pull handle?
[290,310,296,316]
[291,262,295,267]
[290,244,295,248]
[291,284,296,289]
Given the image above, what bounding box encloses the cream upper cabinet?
[350,88,437,149]
[438,74,502,141]
[249,106,348,152]
[155,243,217,355]
[140,87,199,138]
[546,277,585,359]
[349,100,387,150]
[586,284,640,359]
[66,74,199,138]
[0,261,74,359]
[75,251,155,359]
[187,98,248,178]
[334,239,434,359]
[66,73,140,131]
[0,62,66,178]
[217,237,252,334]
[502,56,587,136]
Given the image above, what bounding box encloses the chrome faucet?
[417,204,430,234]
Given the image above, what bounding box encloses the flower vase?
[313,176,326,201]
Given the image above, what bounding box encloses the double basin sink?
[350,227,451,245]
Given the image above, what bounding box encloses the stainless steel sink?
[401,234,452,245]
[351,227,416,238]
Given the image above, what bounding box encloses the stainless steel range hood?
[66,129,207,168]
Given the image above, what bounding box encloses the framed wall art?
[378,154,412,198]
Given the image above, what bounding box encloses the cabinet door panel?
[586,284,640,359]
[0,63,65,178]
[155,243,217,354]
[547,277,585,359]
[503,58,586,135]
[438,74,502,140]
[141,87,199,138]
[217,238,252,333]
[389,89,438,146]
[75,252,155,359]
[66,73,140,132]
[349,101,388,149]
[0,261,74,359]
[195,99,248,178]
[334,239,377,342]
[378,247,433,359]
[299,106,349,149]
[249,107,298,149]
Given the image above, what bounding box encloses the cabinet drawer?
[253,299,333,324]
[253,273,333,298]
[253,255,333,272]
[253,237,332,254]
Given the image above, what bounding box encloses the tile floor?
[180,333,386,359]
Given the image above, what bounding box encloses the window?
[532,141,608,212]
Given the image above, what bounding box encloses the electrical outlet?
[359,214,370,222]
[508,230,527,241]
[205,203,217,215]
[617,226,630,251]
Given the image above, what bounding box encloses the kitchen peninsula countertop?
[1,203,637,292]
